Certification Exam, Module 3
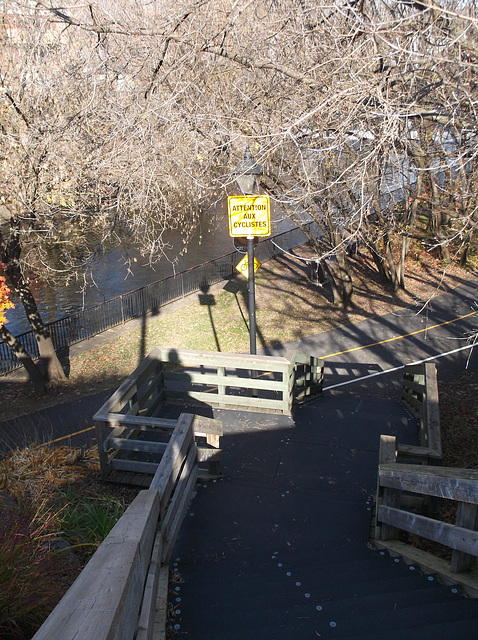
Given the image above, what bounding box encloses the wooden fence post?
[452,502,478,573]
[376,436,400,541]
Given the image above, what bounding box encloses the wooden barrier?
[374,435,478,597]
[95,346,323,415]
[399,363,442,462]
[373,366,478,595]
[94,347,323,479]
[33,413,199,640]
[35,348,324,640]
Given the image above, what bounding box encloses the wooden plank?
[424,362,442,456]
[101,415,221,438]
[379,487,401,541]
[373,539,478,597]
[106,426,168,445]
[379,435,397,464]
[154,346,291,371]
[32,490,160,640]
[110,459,160,475]
[197,448,223,463]
[206,433,220,448]
[163,464,198,565]
[136,532,163,640]
[149,413,195,512]
[94,420,110,476]
[217,365,225,396]
[94,413,178,430]
[163,370,286,391]
[379,464,478,503]
[153,566,170,640]
[108,438,168,455]
[397,443,442,459]
[163,389,289,412]
[192,415,223,437]
[378,506,478,557]
[452,503,478,573]
[376,435,398,539]
[161,443,198,563]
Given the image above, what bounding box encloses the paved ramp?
[169,395,478,639]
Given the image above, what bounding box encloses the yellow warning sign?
[236,255,261,279]
[228,195,271,237]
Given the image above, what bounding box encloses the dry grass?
[439,369,478,469]
[0,445,99,501]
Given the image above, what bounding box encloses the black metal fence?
[0,222,321,376]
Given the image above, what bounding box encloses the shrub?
[59,494,126,551]
[0,498,69,640]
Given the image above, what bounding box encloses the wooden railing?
[374,436,478,597]
[34,347,324,639]
[398,362,442,462]
[33,412,200,640]
[94,347,323,478]
[374,365,477,595]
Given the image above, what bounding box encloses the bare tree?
[1,0,477,383]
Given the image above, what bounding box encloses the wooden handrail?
[374,435,478,596]
[32,489,161,640]
[36,348,324,640]
[399,362,442,461]
[33,413,199,640]
[379,463,478,504]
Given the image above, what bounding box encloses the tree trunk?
[383,232,400,292]
[397,174,422,289]
[5,264,66,382]
[322,260,344,306]
[0,324,47,394]
[335,247,354,309]
[368,241,390,281]
[460,231,474,268]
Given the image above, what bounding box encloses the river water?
[6,203,295,335]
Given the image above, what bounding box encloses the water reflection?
[6,204,295,335]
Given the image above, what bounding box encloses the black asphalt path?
[171,396,478,639]
[267,276,478,397]
[0,390,110,456]
[167,278,478,639]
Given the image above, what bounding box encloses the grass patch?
[0,443,135,638]
[0,498,67,640]
[58,489,125,553]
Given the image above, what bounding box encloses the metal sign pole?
[247,235,257,355]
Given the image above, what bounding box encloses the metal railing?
[0,222,321,375]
